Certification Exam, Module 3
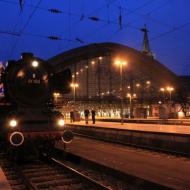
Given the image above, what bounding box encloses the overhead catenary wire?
[0,0,189,72]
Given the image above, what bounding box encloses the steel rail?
[51,157,112,190]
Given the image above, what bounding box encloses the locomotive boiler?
[0,52,72,156]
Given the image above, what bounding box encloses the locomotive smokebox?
[21,52,34,60]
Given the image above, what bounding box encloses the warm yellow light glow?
[76,72,79,75]
[91,61,95,65]
[53,92,60,98]
[99,56,103,60]
[127,93,136,98]
[166,86,174,92]
[57,119,64,127]
[115,60,120,65]
[127,93,131,97]
[122,61,127,66]
[178,111,184,118]
[9,119,17,128]
[160,88,165,92]
[136,83,140,87]
[115,59,127,66]
[133,93,137,98]
[70,83,79,88]
[17,70,24,78]
[32,60,39,68]
[146,81,151,85]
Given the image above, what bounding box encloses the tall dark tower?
[141,25,153,58]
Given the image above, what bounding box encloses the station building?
[49,42,184,119]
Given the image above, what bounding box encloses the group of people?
[84,109,96,124]
[70,109,96,124]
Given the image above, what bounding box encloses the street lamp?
[166,86,174,118]
[160,87,165,101]
[166,86,174,101]
[115,59,127,124]
[127,93,136,118]
[70,83,79,104]
[53,92,60,105]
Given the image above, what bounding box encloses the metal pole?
[129,95,132,118]
[120,64,124,125]
[73,86,76,104]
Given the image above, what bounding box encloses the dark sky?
[0,0,190,75]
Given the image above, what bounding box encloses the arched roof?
[48,42,179,88]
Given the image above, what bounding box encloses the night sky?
[0,0,190,75]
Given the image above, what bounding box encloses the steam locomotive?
[0,53,72,157]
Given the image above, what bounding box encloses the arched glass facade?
[49,43,179,118]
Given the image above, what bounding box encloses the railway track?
[0,153,114,190]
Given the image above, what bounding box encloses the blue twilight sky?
[0,0,190,75]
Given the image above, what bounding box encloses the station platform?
[65,120,190,156]
[0,168,11,190]
[56,136,190,189]
[65,120,190,135]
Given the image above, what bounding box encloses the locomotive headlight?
[9,119,17,128]
[57,119,65,127]
[32,60,39,68]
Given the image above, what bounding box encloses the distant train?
[0,53,72,157]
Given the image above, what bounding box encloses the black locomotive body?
[0,53,72,152]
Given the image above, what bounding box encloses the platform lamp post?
[160,87,165,101]
[166,86,174,118]
[53,92,60,105]
[115,59,127,125]
[166,86,174,102]
[70,83,79,104]
[127,93,136,118]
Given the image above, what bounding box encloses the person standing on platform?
[84,109,90,124]
[91,109,96,124]
[70,110,74,123]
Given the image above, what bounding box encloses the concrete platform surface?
[0,168,11,190]
[56,136,190,189]
[66,120,190,135]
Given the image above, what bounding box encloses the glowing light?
[146,81,151,85]
[53,92,60,98]
[115,59,127,66]
[166,86,174,92]
[17,70,24,78]
[57,119,65,127]
[9,119,17,128]
[160,88,165,92]
[32,60,39,68]
[178,111,184,118]
[70,83,79,88]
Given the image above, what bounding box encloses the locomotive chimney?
[21,52,34,60]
